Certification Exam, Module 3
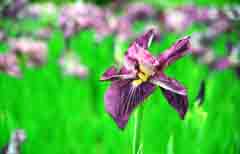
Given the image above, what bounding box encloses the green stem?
[132,105,144,154]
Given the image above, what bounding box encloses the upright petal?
[124,43,159,74]
[104,80,156,129]
[157,36,190,70]
[150,73,188,118]
[133,28,155,49]
[123,29,158,72]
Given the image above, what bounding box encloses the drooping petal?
[150,73,186,95]
[150,73,188,118]
[157,36,190,70]
[104,80,156,129]
[100,66,136,81]
[161,88,188,119]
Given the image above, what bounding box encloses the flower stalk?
[133,105,144,154]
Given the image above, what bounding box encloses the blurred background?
[0,0,240,154]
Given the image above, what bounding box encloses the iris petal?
[104,80,155,129]
[160,88,188,119]
[123,29,158,71]
[101,66,136,81]
[133,28,155,49]
[150,73,188,118]
[150,73,186,95]
[157,36,190,69]
[124,43,159,74]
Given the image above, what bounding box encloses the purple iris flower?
[100,29,190,129]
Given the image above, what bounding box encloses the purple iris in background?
[1,129,26,154]
[100,29,190,129]
[212,43,240,78]
[1,0,27,19]
[0,53,21,77]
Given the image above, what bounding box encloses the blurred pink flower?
[35,27,53,40]
[59,52,89,79]
[163,8,193,33]
[59,3,113,41]
[9,37,48,67]
[0,53,21,77]
[0,30,7,41]
[19,2,58,19]
[1,129,26,154]
[1,0,27,18]
[124,2,156,21]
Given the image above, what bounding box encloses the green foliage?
[0,5,240,154]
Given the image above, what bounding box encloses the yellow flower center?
[132,64,152,87]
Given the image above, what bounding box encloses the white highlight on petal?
[150,79,186,96]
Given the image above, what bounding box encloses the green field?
[0,2,240,154]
